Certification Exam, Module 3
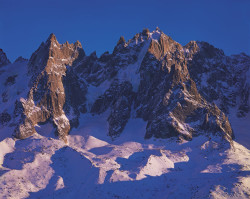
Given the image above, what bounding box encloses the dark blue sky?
[0,0,249,61]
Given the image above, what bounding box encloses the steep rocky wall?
[14,34,85,142]
[1,28,246,144]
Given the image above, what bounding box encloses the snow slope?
[0,111,249,199]
[0,60,29,141]
[228,108,250,149]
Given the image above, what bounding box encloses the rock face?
[1,28,249,144]
[0,49,11,67]
[132,31,233,141]
[14,56,28,63]
[14,34,85,142]
[185,42,250,118]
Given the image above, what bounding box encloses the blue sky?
[0,0,249,61]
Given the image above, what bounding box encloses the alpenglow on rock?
[14,34,85,142]
[1,28,249,144]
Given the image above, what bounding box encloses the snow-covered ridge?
[0,113,249,198]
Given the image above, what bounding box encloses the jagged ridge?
[1,28,249,145]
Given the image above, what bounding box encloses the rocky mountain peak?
[196,41,225,58]
[28,33,85,74]
[47,33,58,43]
[0,48,11,67]
[147,31,178,60]
[89,51,97,58]
[155,26,161,31]
[142,28,150,37]
[15,33,86,142]
[14,56,28,63]
[2,29,248,146]
[184,41,199,52]
[117,36,126,46]
[44,33,60,50]
[74,40,82,49]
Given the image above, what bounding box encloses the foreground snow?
[0,112,250,199]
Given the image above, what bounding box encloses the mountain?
[0,28,250,199]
